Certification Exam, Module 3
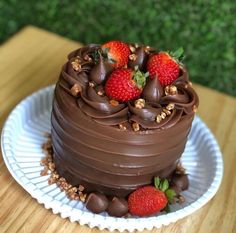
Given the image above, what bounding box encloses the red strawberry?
[105,68,147,102]
[101,40,130,68]
[147,47,184,86]
[128,186,168,217]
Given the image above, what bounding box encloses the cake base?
[41,133,188,217]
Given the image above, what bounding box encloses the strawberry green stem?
[133,66,147,89]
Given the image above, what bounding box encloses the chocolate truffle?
[107,197,128,217]
[85,192,109,214]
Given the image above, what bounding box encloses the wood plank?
[0,26,236,233]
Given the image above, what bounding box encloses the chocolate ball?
[85,192,109,214]
[107,197,128,217]
[171,174,189,191]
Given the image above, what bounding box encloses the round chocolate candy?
[171,174,189,191]
[85,192,109,214]
[107,197,128,217]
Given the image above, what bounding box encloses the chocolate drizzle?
[51,43,199,197]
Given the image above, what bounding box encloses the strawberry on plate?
[128,177,175,217]
[105,67,147,102]
[147,47,184,86]
[101,40,130,68]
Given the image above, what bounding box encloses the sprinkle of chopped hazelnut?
[166,103,175,111]
[163,108,171,115]
[129,45,136,53]
[48,162,55,172]
[161,112,167,119]
[193,105,198,113]
[71,59,81,71]
[89,82,95,87]
[80,193,87,202]
[144,46,151,53]
[134,43,139,48]
[178,195,186,204]
[165,85,177,95]
[129,54,137,61]
[119,124,127,131]
[109,99,119,106]
[134,98,145,109]
[184,84,189,89]
[132,122,140,131]
[70,84,82,97]
[156,115,162,123]
[97,90,104,96]
[40,167,48,176]
[189,81,193,87]
[176,163,186,175]
[78,185,85,192]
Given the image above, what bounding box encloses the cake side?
[50,41,199,216]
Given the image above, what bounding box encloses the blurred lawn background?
[0,0,235,96]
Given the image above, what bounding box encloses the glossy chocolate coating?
[51,44,199,197]
[85,192,109,214]
[107,197,128,217]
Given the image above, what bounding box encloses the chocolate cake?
[50,41,199,216]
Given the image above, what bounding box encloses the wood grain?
[0,26,236,233]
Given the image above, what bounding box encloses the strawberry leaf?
[171,47,185,62]
[165,188,176,204]
[160,179,169,192]
[154,177,160,189]
[133,68,147,89]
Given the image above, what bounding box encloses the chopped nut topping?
[129,45,136,53]
[156,115,162,123]
[144,46,151,53]
[134,98,145,109]
[119,124,127,130]
[165,85,177,95]
[176,163,186,175]
[40,167,48,176]
[189,81,193,87]
[109,99,119,106]
[161,112,167,119]
[97,90,104,96]
[70,84,82,97]
[178,195,186,204]
[163,108,171,115]
[89,82,95,87]
[129,54,137,61]
[78,185,85,192]
[193,105,198,113]
[166,103,175,111]
[80,193,87,202]
[184,84,189,89]
[48,162,55,171]
[71,59,82,71]
[134,43,139,48]
[132,122,140,131]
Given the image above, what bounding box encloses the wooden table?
[0,26,236,233]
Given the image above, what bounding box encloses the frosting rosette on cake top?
[51,40,199,216]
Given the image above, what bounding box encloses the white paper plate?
[1,85,223,232]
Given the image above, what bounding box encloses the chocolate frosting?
[51,44,199,197]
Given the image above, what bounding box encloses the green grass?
[1,0,235,96]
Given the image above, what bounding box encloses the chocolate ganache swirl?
[51,44,199,197]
